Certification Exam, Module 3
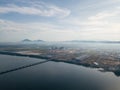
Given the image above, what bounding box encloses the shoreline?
[0,51,94,67]
[1,51,120,76]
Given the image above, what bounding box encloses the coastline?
[0,51,92,67]
[1,51,120,76]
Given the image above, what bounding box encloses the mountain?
[34,40,44,42]
[22,39,32,42]
[22,39,44,42]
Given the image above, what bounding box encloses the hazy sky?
[0,0,120,42]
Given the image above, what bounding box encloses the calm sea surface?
[0,54,120,90]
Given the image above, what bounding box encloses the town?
[0,43,120,76]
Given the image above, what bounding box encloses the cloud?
[0,0,120,41]
[0,18,78,41]
[0,16,120,42]
[58,6,120,41]
[0,19,75,33]
[0,19,57,32]
[0,3,71,18]
[88,11,119,21]
[63,6,120,26]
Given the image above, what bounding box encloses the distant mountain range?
[67,40,120,43]
[22,39,44,42]
[22,39,120,44]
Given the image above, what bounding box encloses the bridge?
[0,60,49,75]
